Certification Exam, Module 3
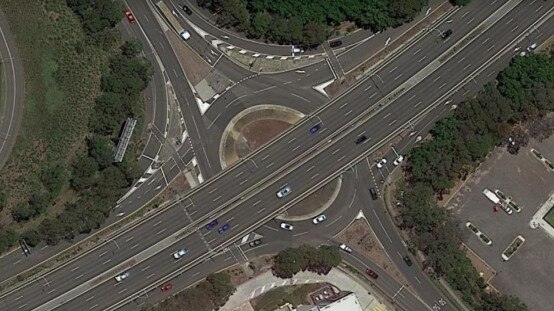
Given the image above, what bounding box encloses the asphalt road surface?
[1,1,552,310]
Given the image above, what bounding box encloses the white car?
[179,30,191,40]
[393,155,404,166]
[339,243,352,253]
[312,214,326,224]
[276,185,291,198]
[280,222,294,231]
[173,248,188,259]
[114,272,129,282]
[527,42,537,52]
[376,158,387,169]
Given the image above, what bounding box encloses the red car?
[125,9,136,23]
[161,283,173,292]
[366,268,379,279]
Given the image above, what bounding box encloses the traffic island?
[501,235,526,261]
[336,218,409,287]
[219,104,340,218]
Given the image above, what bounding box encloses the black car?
[329,40,343,48]
[403,255,413,266]
[182,5,192,15]
[355,135,367,144]
[249,239,262,247]
[441,29,453,40]
[369,187,378,200]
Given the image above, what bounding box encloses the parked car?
[366,268,379,279]
[125,9,136,23]
[173,248,189,259]
[339,243,353,253]
[527,42,538,52]
[161,283,173,292]
[312,214,326,224]
[249,239,262,247]
[182,5,192,15]
[114,272,129,282]
[355,135,368,144]
[218,223,231,234]
[393,155,404,166]
[403,255,413,266]
[205,219,218,230]
[376,158,387,168]
[280,223,294,231]
[277,185,292,198]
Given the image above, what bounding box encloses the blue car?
[205,219,218,230]
[218,223,230,234]
[309,124,321,134]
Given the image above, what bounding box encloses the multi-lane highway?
[1,1,552,310]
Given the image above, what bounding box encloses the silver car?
[280,222,294,231]
[312,214,326,224]
[276,185,291,198]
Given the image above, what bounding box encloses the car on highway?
[205,219,219,230]
[369,187,378,200]
[125,9,136,23]
[249,239,262,247]
[173,248,189,259]
[280,223,294,231]
[403,255,413,266]
[161,283,173,292]
[355,135,367,144]
[376,158,387,168]
[312,214,326,224]
[309,124,321,134]
[277,185,292,198]
[179,29,191,40]
[366,268,379,279]
[339,243,352,253]
[441,29,453,40]
[292,46,305,54]
[218,223,231,234]
[182,5,192,15]
[114,272,129,282]
[393,155,404,166]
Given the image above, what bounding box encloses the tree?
[248,11,271,39]
[203,273,236,308]
[218,0,250,31]
[0,229,18,253]
[450,0,471,6]
[302,22,327,47]
[67,0,124,35]
[88,135,114,169]
[41,162,66,197]
[121,39,143,57]
[22,229,41,247]
[476,292,528,311]
[70,155,100,190]
[0,191,8,212]
[12,202,32,222]
[389,0,428,23]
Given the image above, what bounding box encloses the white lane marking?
[14,296,23,301]
[86,296,95,302]
[306,165,315,172]
[240,179,248,185]
[433,76,441,82]
[332,148,340,155]
[226,94,247,109]
[146,273,155,279]
[393,74,403,81]
[75,274,84,280]
[263,225,279,232]
[311,173,319,179]
[293,232,308,237]
[369,92,378,99]
[266,162,274,168]
[389,66,397,73]
[383,113,391,119]
[340,102,348,109]
[388,120,397,126]
[130,243,140,250]
[337,155,345,162]
[414,101,422,108]
[257,208,266,214]
[344,109,353,116]
[125,237,134,242]
[157,229,166,235]
[208,187,218,194]
[141,266,150,271]
[292,145,301,151]
[253,85,276,93]
[99,251,107,257]
[364,85,372,91]
[418,56,426,62]
[413,48,421,55]
[373,209,393,243]
[18,304,28,310]
[325,215,343,227]
[89,304,98,310]
[102,259,111,265]
[118,289,127,294]
[213,195,222,202]
[253,200,261,206]
[153,220,162,227]
[70,266,79,272]
[261,154,270,161]
[235,171,244,178]
[288,137,296,144]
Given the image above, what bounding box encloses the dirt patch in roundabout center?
[219,105,340,219]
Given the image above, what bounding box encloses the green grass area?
[252,284,322,311]
[0,64,4,121]
[544,205,554,227]
[0,0,112,226]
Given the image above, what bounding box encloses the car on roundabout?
[312,214,326,224]
[280,223,294,231]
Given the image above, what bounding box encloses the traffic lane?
[49,237,212,311]
[129,0,217,178]
[28,40,504,310]
[7,4,540,308]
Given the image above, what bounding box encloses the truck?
[482,189,500,204]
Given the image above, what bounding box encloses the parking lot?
[448,135,554,310]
